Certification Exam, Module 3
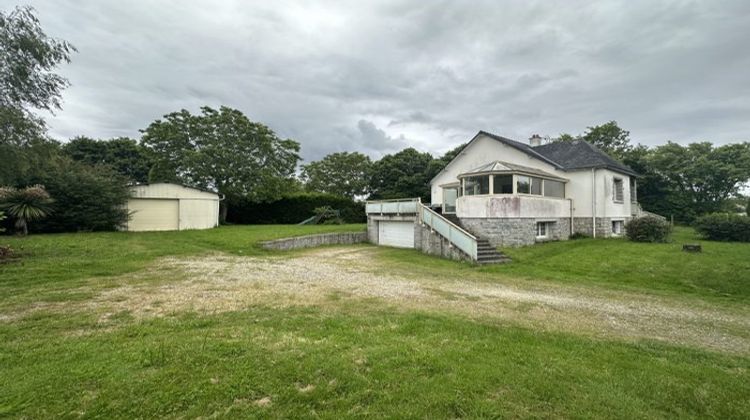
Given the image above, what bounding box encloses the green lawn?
[377,226,750,303]
[1,225,749,418]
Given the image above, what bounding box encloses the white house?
[366,131,641,261]
[125,183,220,231]
[429,131,639,247]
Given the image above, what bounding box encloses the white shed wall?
[127,183,220,231]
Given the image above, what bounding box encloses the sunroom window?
[493,175,513,194]
[516,176,531,194]
[517,176,542,195]
[543,179,565,198]
[530,177,542,195]
[463,176,490,196]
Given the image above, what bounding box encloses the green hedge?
[226,193,366,224]
[694,213,750,242]
[625,216,672,243]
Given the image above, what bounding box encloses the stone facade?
[460,217,571,247]
[414,223,472,262]
[572,217,631,237]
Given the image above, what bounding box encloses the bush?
[29,160,131,232]
[625,216,672,243]
[227,192,366,224]
[694,213,750,242]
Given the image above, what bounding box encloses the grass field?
[1,225,749,418]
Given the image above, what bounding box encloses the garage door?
[378,221,414,248]
[128,199,179,231]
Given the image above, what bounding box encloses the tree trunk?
[219,202,228,224]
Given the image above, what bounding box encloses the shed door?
[378,221,414,248]
[128,199,179,231]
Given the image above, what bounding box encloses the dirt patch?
[7,247,750,354]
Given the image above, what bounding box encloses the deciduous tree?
[1,6,75,113]
[369,148,434,202]
[301,152,372,199]
[63,136,152,183]
[141,106,301,221]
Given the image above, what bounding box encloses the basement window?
[536,222,551,239]
[612,220,624,236]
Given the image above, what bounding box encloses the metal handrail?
[419,204,477,239]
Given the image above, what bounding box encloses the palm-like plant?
[0,185,54,236]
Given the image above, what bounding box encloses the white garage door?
[378,221,414,248]
[128,199,179,231]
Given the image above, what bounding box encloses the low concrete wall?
[260,232,367,250]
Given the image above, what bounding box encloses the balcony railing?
[365,198,420,214]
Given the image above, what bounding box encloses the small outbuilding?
[125,183,220,232]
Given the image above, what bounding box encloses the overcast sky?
[20,0,750,162]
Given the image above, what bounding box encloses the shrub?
[625,216,672,243]
[226,192,365,224]
[0,185,54,235]
[29,160,131,232]
[694,213,750,242]
[0,210,5,233]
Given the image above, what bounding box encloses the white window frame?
[536,222,549,239]
[613,178,624,203]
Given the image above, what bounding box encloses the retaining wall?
[259,232,367,250]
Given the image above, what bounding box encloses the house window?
[612,220,624,235]
[613,178,624,202]
[517,176,543,195]
[463,176,490,196]
[530,177,542,195]
[516,176,531,194]
[536,222,551,238]
[493,175,513,194]
[543,179,565,198]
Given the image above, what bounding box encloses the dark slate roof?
[479,130,637,176]
[477,131,563,169]
[533,140,638,176]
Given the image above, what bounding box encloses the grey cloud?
[21,0,750,162]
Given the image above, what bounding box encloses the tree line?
[2,6,749,234]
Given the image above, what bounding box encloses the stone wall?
[572,217,631,237]
[259,232,367,251]
[414,223,472,262]
[460,217,572,247]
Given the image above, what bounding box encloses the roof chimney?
[529,134,542,147]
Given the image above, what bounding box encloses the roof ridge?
[478,130,564,169]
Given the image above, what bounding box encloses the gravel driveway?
[81,246,750,355]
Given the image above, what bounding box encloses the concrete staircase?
[443,214,509,264]
[476,238,511,265]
